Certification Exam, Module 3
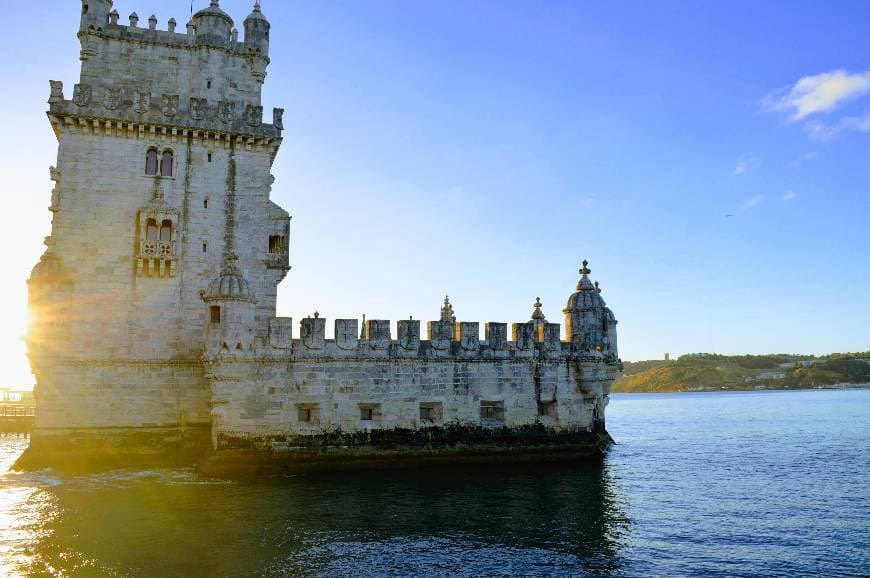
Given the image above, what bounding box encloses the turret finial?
[532,297,546,321]
[580,259,591,276]
[441,295,455,323]
[594,281,601,294]
[211,0,220,7]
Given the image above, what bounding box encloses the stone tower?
[26,1,290,459]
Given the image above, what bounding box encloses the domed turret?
[563,260,618,356]
[244,2,270,56]
[192,0,234,48]
[202,254,257,355]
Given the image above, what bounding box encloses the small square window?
[480,401,505,422]
[360,407,374,421]
[420,402,443,424]
[297,405,317,423]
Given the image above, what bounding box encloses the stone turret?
[193,0,234,48]
[80,0,112,32]
[202,254,257,355]
[244,2,270,56]
[563,260,618,356]
[243,2,270,82]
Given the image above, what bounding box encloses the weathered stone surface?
[22,2,621,472]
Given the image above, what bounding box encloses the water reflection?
[1,436,629,576]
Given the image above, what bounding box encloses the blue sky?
[2,1,869,384]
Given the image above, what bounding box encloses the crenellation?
[23,2,621,472]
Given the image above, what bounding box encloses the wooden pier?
[0,405,35,432]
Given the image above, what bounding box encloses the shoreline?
[612,383,870,394]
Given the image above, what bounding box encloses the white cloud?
[741,194,764,210]
[774,70,870,120]
[734,155,760,176]
[782,191,796,201]
[804,112,870,140]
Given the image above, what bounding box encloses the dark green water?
[2,388,868,576]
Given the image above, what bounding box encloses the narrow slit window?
[145,149,159,176]
[145,218,158,241]
[207,152,212,163]
[203,197,209,209]
[161,150,174,177]
[159,220,172,242]
[202,242,207,253]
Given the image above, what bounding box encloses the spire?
[441,295,455,323]
[531,297,546,321]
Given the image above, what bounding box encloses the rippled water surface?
[1,388,868,576]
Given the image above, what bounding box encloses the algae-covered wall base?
[15,426,211,472]
[201,425,614,476]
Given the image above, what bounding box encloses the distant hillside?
[613,352,870,393]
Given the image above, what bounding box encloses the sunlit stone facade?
[22,2,620,470]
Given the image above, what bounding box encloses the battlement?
[80,11,248,54]
[246,314,615,362]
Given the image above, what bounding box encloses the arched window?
[145,149,159,176]
[161,150,174,177]
[145,219,158,241]
[159,220,172,242]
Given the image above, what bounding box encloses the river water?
[1,388,867,577]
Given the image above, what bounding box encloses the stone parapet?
[47,90,282,141]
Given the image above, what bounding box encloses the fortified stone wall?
[206,312,619,448]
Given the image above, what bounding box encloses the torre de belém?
[20,1,621,473]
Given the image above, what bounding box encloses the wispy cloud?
[788,151,819,168]
[741,194,764,210]
[734,155,760,176]
[805,112,870,140]
[782,191,796,202]
[770,70,870,120]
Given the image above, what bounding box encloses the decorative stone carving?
[245,104,263,127]
[72,84,91,107]
[335,319,359,350]
[219,101,235,123]
[103,86,121,110]
[269,317,292,349]
[456,322,479,351]
[161,94,179,117]
[485,322,507,351]
[512,322,534,351]
[365,320,391,350]
[48,81,64,104]
[398,320,420,351]
[190,97,207,121]
[428,320,452,351]
[135,90,151,113]
[300,316,325,350]
[273,107,284,130]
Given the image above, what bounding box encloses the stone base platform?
[201,425,614,476]
[14,426,212,472]
[13,424,613,475]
